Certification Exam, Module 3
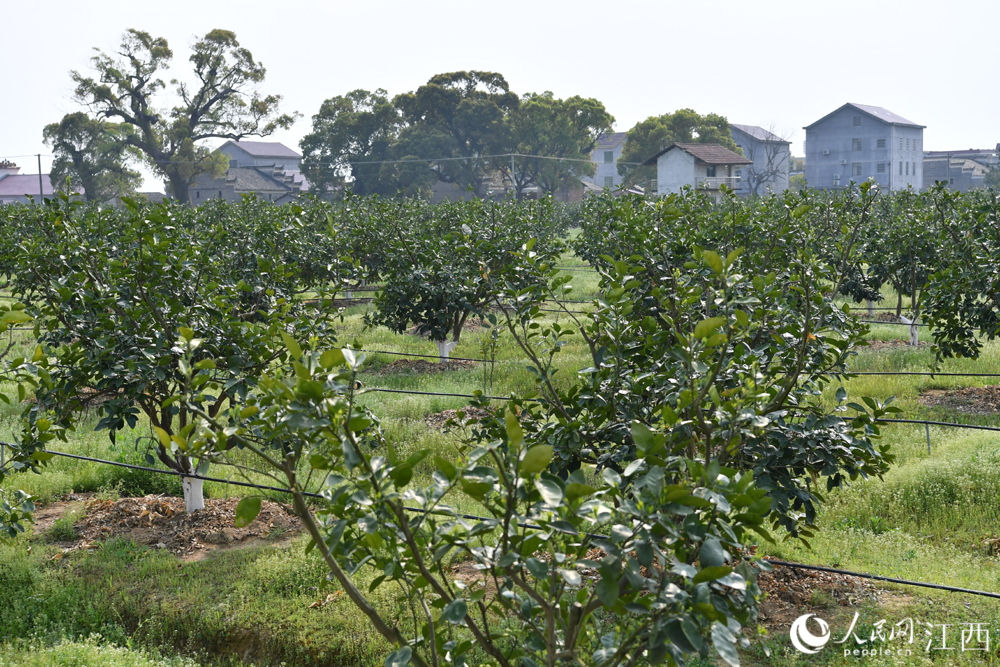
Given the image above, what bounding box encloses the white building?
[0,161,59,204]
[730,125,791,195]
[643,143,751,199]
[190,141,310,204]
[589,132,627,189]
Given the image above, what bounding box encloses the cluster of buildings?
[591,102,997,199]
[2,103,996,205]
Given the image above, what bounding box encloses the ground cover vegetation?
[1,183,1000,666]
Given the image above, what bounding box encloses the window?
[899,162,903,175]
[706,166,716,177]
[229,159,238,168]
[735,169,742,177]
[603,151,613,164]
[877,163,886,173]
[950,178,955,184]
[905,162,909,175]
[900,138,904,150]
[913,161,916,175]
[218,190,223,198]
[852,138,862,151]
[852,163,862,176]
[877,139,886,149]
[853,115,862,126]
[906,139,910,150]
[196,191,200,199]
[604,176,614,188]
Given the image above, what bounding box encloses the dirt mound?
[72,495,301,560]
[757,561,882,628]
[921,385,1000,415]
[375,358,476,375]
[861,338,929,351]
[425,406,493,429]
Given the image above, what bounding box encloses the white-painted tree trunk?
[436,340,459,363]
[182,477,205,513]
[900,316,919,346]
[867,300,875,317]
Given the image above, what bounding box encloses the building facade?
[729,124,791,195]
[643,143,751,200]
[588,132,627,189]
[803,103,924,191]
[0,161,59,204]
[190,141,309,204]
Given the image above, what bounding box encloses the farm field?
[2,187,1000,666]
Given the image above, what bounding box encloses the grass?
[5,260,1000,665]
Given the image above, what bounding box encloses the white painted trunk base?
[866,300,875,317]
[900,316,919,346]
[182,477,205,513]
[436,340,459,362]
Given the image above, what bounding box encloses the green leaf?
[534,478,563,506]
[702,250,724,275]
[631,421,655,454]
[440,599,467,624]
[320,348,344,369]
[520,445,552,474]
[280,331,302,359]
[505,408,523,451]
[234,497,262,528]
[0,310,31,324]
[694,316,726,339]
[434,456,457,480]
[699,537,728,568]
[565,482,596,500]
[791,203,812,219]
[594,575,619,606]
[693,565,733,584]
[179,327,194,341]
[712,623,740,667]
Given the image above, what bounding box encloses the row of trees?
[43,28,743,203]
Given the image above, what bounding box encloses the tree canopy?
[618,110,739,188]
[70,28,296,204]
[42,112,143,202]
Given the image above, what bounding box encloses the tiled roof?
[0,173,55,196]
[731,124,790,143]
[595,132,627,149]
[805,103,924,130]
[643,143,752,166]
[222,140,301,159]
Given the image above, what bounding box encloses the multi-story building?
[729,124,791,195]
[803,103,924,191]
[588,132,627,189]
[190,141,309,204]
[643,143,751,200]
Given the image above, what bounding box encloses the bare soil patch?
[374,358,477,376]
[920,385,1000,415]
[757,561,883,629]
[425,406,493,430]
[63,495,302,561]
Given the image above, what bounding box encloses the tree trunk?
[169,176,192,206]
[181,476,205,512]
[896,291,903,318]
[866,300,875,317]
[436,340,458,363]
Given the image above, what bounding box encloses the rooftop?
[221,140,301,159]
[731,124,790,143]
[595,132,627,149]
[0,173,56,197]
[643,143,752,166]
[804,103,925,130]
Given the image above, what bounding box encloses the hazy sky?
[2,0,997,191]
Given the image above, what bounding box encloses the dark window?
[196,191,200,199]
[900,162,903,175]
[706,166,716,177]
[852,138,862,151]
[853,116,862,126]
[229,159,238,168]
[877,139,886,148]
[603,151,613,164]
[852,163,862,176]
[905,162,909,175]
[218,190,222,198]
[950,178,955,184]
[877,163,885,173]
[604,176,614,187]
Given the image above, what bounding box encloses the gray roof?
[595,132,627,149]
[731,124,790,144]
[804,103,925,130]
[0,173,55,196]
[643,143,752,166]
[222,140,301,159]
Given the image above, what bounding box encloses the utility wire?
[19,446,1000,601]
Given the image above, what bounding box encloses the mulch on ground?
[757,561,883,628]
[68,495,301,560]
[424,406,493,429]
[920,385,1000,415]
[373,358,477,376]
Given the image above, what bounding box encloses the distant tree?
[42,112,143,202]
[71,29,296,204]
[299,89,402,197]
[504,92,614,199]
[394,71,519,195]
[618,110,739,188]
[789,173,807,191]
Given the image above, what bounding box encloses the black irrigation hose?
[849,371,1000,377]
[858,319,931,327]
[363,350,489,364]
[764,559,1000,601]
[21,447,1000,601]
[877,418,1000,433]
[362,387,539,402]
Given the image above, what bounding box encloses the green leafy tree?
[618,110,739,188]
[43,112,143,202]
[300,89,403,197]
[71,29,296,204]
[394,71,519,195]
[504,92,614,198]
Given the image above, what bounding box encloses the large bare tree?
[72,29,297,203]
[733,124,791,196]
